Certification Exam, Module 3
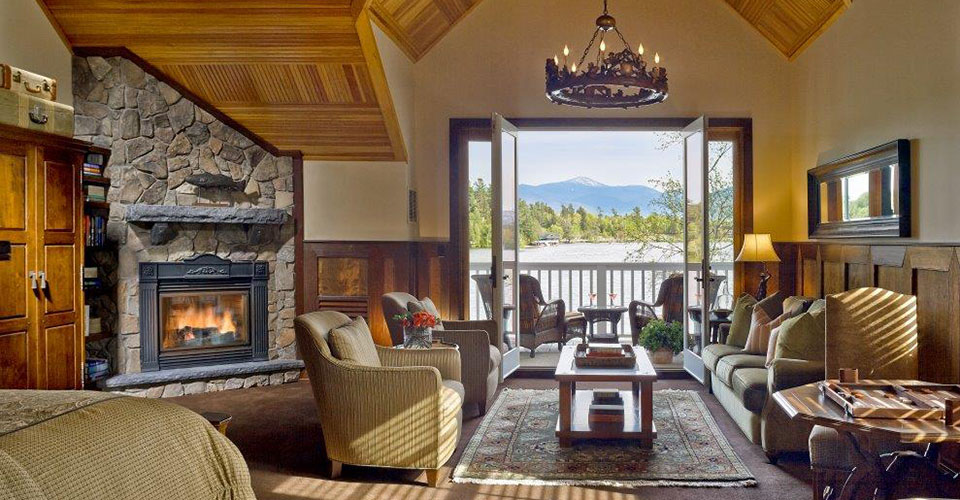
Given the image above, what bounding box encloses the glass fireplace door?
[160,290,250,351]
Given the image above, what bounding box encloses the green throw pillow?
[774,311,825,362]
[726,294,757,348]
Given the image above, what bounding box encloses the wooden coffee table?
[554,344,658,448]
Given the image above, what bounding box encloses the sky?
[468,130,684,187]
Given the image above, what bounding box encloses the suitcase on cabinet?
[0,64,58,101]
[0,87,74,137]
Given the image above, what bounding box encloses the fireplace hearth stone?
[98,359,305,398]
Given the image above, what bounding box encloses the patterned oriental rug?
[453,389,757,487]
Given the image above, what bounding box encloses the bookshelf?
[81,153,115,385]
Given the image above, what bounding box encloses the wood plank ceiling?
[368,0,482,61]
[38,0,475,160]
[723,0,852,60]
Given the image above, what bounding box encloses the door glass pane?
[501,132,519,353]
[683,130,704,357]
[708,139,735,315]
[467,141,493,321]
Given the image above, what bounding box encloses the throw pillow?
[774,311,826,362]
[782,296,815,318]
[329,316,381,366]
[755,291,785,321]
[726,294,757,348]
[744,307,786,354]
[765,325,783,367]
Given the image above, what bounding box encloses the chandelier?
[545,0,668,108]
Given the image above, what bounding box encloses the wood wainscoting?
[774,242,960,384]
[300,241,458,346]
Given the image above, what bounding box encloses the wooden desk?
[553,345,658,448]
[774,381,960,499]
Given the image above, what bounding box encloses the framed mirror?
[808,139,911,238]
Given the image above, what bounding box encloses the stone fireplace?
[140,255,269,371]
[73,54,301,396]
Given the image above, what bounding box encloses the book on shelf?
[83,267,98,279]
[84,214,106,246]
[85,153,105,166]
[85,185,106,201]
[83,278,103,288]
[88,318,102,335]
[592,389,624,406]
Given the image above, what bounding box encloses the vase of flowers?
[394,311,440,349]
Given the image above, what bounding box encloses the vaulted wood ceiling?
[39,0,419,160]
[723,0,852,60]
[39,0,849,160]
[368,0,483,61]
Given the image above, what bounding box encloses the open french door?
[492,113,521,378]
[682,116,710,383]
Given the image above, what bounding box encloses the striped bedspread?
[0,390,255,500]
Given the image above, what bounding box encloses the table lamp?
[736,234,780,300]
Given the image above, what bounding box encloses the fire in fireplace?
[140,255,268,371]
[160,290,249,351]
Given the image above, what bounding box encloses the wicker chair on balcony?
[518,274,565,358]
[627,274,685,345]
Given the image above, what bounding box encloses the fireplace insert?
[139,255,268,371]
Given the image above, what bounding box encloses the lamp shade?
[736,234,780,263]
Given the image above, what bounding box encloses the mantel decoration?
[545,0,668,108]
[394,311,440,349]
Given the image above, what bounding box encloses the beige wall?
[302,21,417,241]
[302,160,411,241]
[0,0,73,105]
[790,0,960,242]
[412,0,797,241]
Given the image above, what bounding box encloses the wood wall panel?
[876,265,911,295]
[822,261,845,296]
[914,263,960,383]
[802,258,821,297]
[846,263,873,289]
[302,241,459,346]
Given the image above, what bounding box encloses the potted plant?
[637,319,683,364]
[393,311,440,349]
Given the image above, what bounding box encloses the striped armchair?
[295,311,463,486]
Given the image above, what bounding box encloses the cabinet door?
[0,143,35,389]
[36,147,83,389]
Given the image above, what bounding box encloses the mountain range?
[518,176,662,215]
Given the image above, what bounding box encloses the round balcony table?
[577,306,628,343]
[773,381,960,500]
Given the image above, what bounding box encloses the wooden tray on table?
[818,380,960,420]
[574,343,637,369]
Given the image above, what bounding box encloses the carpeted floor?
[172,378,813,500]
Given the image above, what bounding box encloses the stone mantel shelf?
[125,204,288,225]
[125,204,288,245]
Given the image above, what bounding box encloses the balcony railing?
[469,261,734,336]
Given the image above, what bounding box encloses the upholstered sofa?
[295,310,463,486]
[703,294,824,460]
[382,293,502,415]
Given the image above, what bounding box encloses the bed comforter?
[0,390,255,500]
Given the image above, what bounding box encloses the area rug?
[453,388,756,487]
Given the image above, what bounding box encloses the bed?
[0,390,255,500]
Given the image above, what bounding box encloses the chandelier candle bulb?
[638,43,644,55]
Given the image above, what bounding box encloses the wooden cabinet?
[0,124,104,389]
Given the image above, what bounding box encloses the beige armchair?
[294,311,464,486]
[382,292,502,416]
[808,287,918,500]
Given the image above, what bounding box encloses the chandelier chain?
[576,28,601,67]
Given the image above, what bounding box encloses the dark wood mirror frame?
[807,139,911,239]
